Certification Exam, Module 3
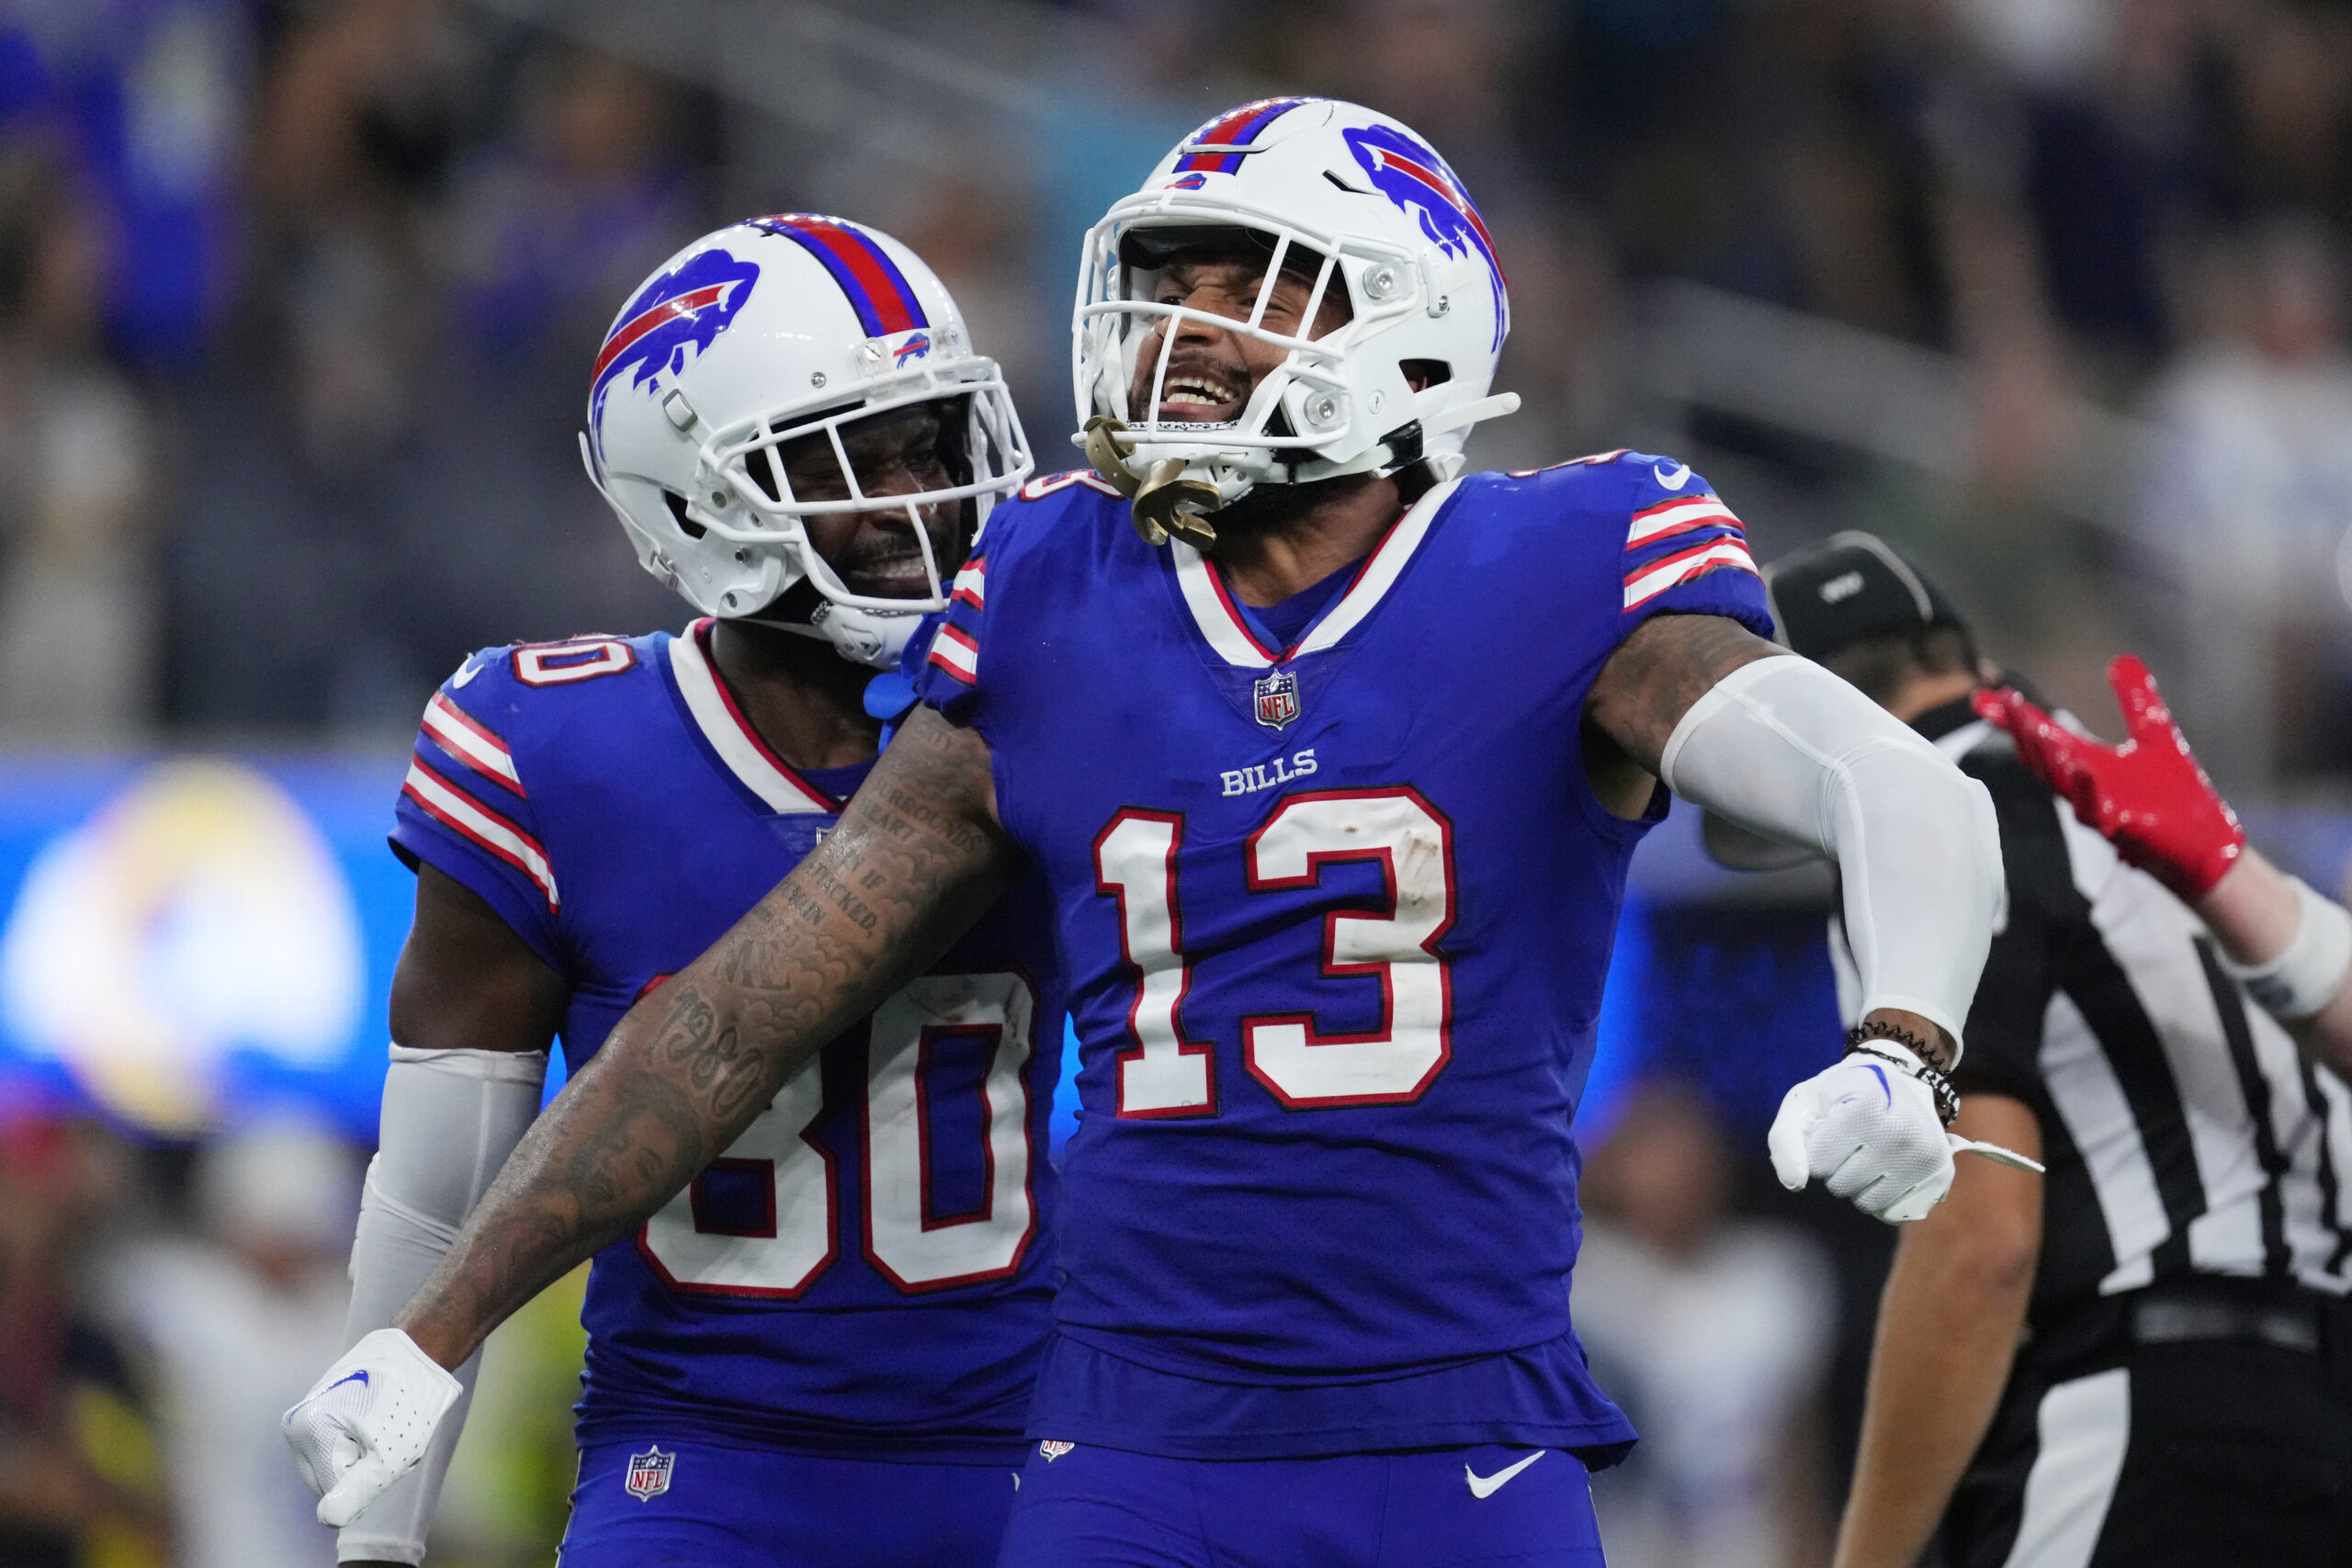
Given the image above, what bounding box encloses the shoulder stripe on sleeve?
[422,692,524,795]
[928,622,979,684]
[951,558,986,610]
[1627,494,1743,547]
[401,759,560,910]
[1623,537,1759,611]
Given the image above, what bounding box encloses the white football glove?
[1767,1045,1989,1223]
[283,1327,465,1528]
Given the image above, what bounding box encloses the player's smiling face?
[1128,250,1352,425]
[777,401,966,598]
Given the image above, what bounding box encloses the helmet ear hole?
[1400,359,1451,391]
[662,489,707,540]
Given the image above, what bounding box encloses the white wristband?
[2219,876,2352,1021]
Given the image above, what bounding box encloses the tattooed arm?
[392,708,1019,1371]
[1582,611,1784,800]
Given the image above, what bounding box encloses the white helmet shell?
[583,215,1031,667]
[1073,98,1518,505]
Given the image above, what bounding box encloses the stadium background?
[2,0,2350,1562]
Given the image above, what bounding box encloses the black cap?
[1762,531,1968,661]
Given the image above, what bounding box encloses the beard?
[1204,471,1388,539]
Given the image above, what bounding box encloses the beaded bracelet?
[1847,1018,1941,1064]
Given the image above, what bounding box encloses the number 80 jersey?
[390,620,1064,1461]
[911,457,1773,1461]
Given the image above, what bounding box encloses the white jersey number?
[1095,811,1215,1116]
[1095,788,1457,1115]
[637,971,1040,1297]
[863,973,1042,1292]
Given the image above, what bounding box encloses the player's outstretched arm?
[1587,612,1997,1066]
[285,708,1017,1529]
[1834,1093,2041,1568]
[1979,659,2352,1070]
[1589,613,2017,1224]
[399,707,1016,1369]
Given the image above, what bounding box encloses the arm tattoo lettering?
[394,709,1020,1368]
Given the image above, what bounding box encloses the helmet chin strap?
[734,597,922,671]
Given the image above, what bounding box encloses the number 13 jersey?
[390,620,1064,1462]
[910,455,1772,1461]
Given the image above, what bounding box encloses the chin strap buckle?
[1083,416,1222,550]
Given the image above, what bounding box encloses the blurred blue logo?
[0,760,367,1133]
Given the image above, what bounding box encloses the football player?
[288,102,2013,1564]
[284,216,1063,1566]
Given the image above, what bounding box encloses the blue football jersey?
[910,455,1771,1459]
[390,620,1064,1461]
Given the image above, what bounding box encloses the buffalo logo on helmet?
[1253,669,1301,730]
[858,327,939,373]
[589,249,761,456]
[1341,124,1509,349]
[623,1445,674,1502]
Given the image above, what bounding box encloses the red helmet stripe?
[593,282,731,384]
[760,215,925,337]
[1176,96,1312,174]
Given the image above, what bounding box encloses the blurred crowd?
[0,0,2344,789]
[9,0,2352,1563]
[0,1107,585,1568]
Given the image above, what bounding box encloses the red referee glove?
[1973,656,2245,899]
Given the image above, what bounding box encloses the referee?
[1751,534,2352,1567]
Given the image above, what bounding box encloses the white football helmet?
[1072,97,1519,525]
[582,215,1031,668]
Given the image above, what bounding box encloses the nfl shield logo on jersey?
[624,1446,674,1502]
[1039,1439,1076,1461]
[1253,669,1300,730]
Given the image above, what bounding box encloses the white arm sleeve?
[336,1044,547,1565]
[1658,656,2002,1055]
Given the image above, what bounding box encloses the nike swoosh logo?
[1865,1063,1891,1107]
[450,657,485,689]
[1465,1450,1544,1499]
[1653,461,1691,490]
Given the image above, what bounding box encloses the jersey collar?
[667,620,840,815]
[1170,477,1464,670]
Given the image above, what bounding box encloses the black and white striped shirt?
[1833,696,2352,1323]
